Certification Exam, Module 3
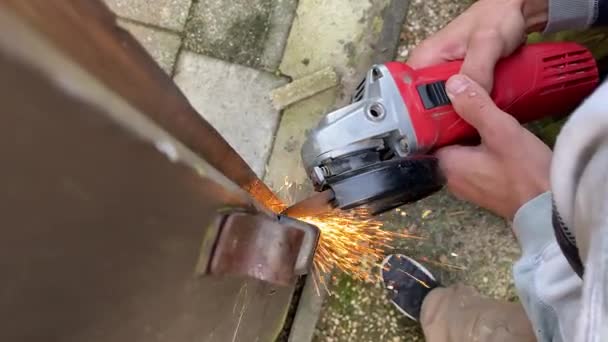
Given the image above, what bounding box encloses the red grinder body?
[385,42,599,151]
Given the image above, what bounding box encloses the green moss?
[184,1,272,67]
[371,15,384,35]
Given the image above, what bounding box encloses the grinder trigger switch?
[417,81,450,109]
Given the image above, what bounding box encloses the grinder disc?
[327,156,445,215]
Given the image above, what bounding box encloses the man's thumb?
[445,74,511,136]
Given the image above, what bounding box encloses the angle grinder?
[283,42,599,217]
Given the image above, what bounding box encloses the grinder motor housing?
[301,42,599,215]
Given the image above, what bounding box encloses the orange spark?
[299,208,415,285]
[397,269,431,289]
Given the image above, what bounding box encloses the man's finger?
[407,41,448,69]
[460,31,504,91]
[445,74,518,141]
[436,145,475,176]
[435,145,485,195]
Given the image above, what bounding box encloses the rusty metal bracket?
[198,212,319,287]
[277,215,319,276]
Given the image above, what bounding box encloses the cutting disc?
[328,156,445,215]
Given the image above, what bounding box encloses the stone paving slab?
[173,52,287,177]
[184,0,272,68]
[280,0,401,100]
[261,0,299,71]
[104,0,192,31]
[264,87,338,191]
[118,19,181,74]
[280,0,374,80]
[184,0,297,71]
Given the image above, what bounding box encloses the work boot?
[380,254,440,321]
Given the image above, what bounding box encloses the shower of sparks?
[246,178,468,293]
[264,178,417,288]
[299,209,414,284]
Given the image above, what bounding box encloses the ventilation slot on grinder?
[540,49,598,95]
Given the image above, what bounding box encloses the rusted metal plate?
[0,7,310,342]
[210,214,304,286]
[0,0,281,209]
[208,214,319,286]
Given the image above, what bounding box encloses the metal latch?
[196,212,320,286]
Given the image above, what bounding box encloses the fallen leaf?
[422,209,432,219]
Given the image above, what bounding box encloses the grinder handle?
[386,42,599,151]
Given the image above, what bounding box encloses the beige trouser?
[420,285,536,342]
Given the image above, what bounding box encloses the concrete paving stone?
[261,0,299,71]
[104,0,192,31]
[264,87,338,192]
[280,0,397,97]
[184,0,272,68]
[173,52,288,177]
[287,276,326,342]
[118,19,182,74]
[184,0,297,70]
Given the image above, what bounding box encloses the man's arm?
[409,1,608,341]
[437,75,552,220]
[512,193,583,342]
[439,73,582,342]
[510,81,608,342]
[550,81,608,341]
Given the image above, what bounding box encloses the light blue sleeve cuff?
[513,192,555,257]
[544,0,596,33]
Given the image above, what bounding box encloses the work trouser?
[420,284,536,342]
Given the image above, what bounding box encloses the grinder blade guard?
[301,65,444,215]
[321,152,444,215]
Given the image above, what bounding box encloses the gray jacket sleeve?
[550,80,608,341]
[512,81,608,342]
[544,0,608,33]
[512,192,583,342]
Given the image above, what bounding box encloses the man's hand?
[409,0,548,90]
[437,75,552,219]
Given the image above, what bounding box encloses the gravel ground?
[314,191,520,342]
[314,1,523,341]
